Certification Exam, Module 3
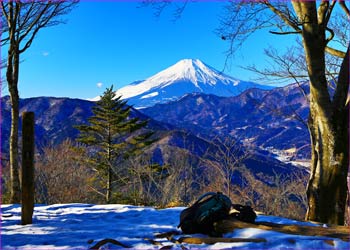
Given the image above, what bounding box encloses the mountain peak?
[149,58,232,86]
[176,58,201,64]
[112,59,225,100]
[174,58,206,69]
[92,59,272,108]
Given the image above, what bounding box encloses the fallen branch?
[177,237,267,244]
[89,238,131,249]
[154,230,181,239]
[1,214,14,218]
[214,219,350,241]
[155,231,266,245]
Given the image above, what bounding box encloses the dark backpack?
[178,192,232,235]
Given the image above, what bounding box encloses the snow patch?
[233,80,240,86]
[196,97,205,105]
[141,92,159,99]
[87,96,100,102]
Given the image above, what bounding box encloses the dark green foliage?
[75,86,154,203]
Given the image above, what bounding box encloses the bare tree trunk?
[106,165,112,203]
[106,137,112,203]
[305,51,349,225]
[8,47,21,204]
[9,88,20,203]
[307,106,349,224]
[295,2,350,225]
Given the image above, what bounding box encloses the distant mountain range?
[91,59,273,109]
[1,83,309,175]
[1,95,306,184]
[1,58,311,186]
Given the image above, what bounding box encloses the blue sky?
[1,1,294,99]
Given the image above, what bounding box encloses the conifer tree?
[75,86,154,203]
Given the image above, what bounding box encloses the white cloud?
[42,51,50,57]
[97,82,103,88]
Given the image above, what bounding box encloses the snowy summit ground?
[1,203,349,249]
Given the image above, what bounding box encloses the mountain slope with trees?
[142,82,310,160]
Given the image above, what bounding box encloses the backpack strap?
[194,192,218,205]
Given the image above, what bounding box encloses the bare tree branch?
[141,0,191,23]
[1,2,9,21]
[333,45,350,109]
[263,1,301,32]
[217,1,277,57]
[17,3,52,45]
[325,26,335,45]
[317,0,330,25]
[269,30,301,35]
[2,1,78,51]
[172,1,189,21]
[325,46,347,58]
[339,0,350,18]
[325,0,337,24]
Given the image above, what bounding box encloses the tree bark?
[106,165,112,203]
[106,126,112,204]
[8,46,21,204]
[305,49,349,225]
[292,2,350,225]
[9,86,21,203]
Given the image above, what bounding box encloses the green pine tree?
[75,86,154,203]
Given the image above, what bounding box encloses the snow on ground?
[1,203,349,249]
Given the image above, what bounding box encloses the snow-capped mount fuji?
[96,59,273,108]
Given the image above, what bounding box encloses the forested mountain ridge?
[142,82,310,160]
[1,90,307,186]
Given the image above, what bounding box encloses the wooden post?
[21,112,35,225]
